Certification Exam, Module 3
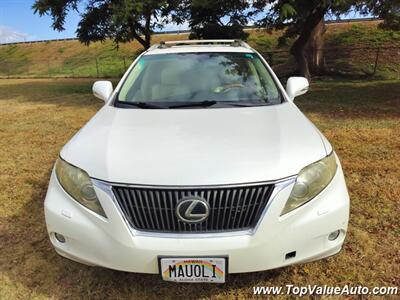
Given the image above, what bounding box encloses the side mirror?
[286,77,309,101]
[92,81,113,102]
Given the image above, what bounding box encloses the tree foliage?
[33,0,177,49]
[362,0,400,30]
[174,0,250,39]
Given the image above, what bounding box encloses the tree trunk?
[143,13,152,50]
[129,12,151,50]
[130,28,148,49]
[306,19,326,75]
[292,45,311,80]
[290,8,327,81]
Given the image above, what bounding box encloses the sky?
[0,0,190,43]
[0,0,368,44]
[0,0,81,43]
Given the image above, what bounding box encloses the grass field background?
[0,78,399,299]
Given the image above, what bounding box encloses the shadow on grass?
[1,79,399,120]
[296,80,400,119]
[0,79,119,108]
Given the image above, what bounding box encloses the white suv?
[45,40,349,283]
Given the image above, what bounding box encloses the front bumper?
[44,163,350,274]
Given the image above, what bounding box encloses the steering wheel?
[214,83,245,94]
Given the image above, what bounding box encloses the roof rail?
[150,39,251,50]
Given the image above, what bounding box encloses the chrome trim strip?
[91,175,296,189]
[92,179,134,231]
[250,176,296,234]
[92,176,296,238]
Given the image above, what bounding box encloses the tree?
[253,0,361,80]
[362,0,400,30]
[253,0,400,80]
[176,0,250,40]
[33,0,177,49]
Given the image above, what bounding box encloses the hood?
[61,102,327,185]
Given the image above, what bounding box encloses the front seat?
[151,67,191,101]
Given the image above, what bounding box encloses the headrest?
[160,61,192,85]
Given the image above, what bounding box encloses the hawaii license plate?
[159,257,227,283]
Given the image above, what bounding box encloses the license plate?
[159,257,227,283]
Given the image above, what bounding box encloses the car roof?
[144,40,255,55]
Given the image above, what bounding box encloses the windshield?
[116,52,282,108]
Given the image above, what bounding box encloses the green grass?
[328,24,400,47]
[0,78,399,299]
[247,32,279,51]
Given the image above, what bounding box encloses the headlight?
[55,158,106,217]
[281,152,337,215]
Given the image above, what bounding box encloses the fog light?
[54,233,66,243]
[328,230,340,241]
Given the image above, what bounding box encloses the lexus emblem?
[176,197,210,223]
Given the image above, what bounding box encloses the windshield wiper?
[168,100,217,108]
[122,102,166,109]
[123,100,270,109]
[217,101,270,107]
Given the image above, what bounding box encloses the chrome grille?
[112,184,274,233]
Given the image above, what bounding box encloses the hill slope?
[0,21,398,79]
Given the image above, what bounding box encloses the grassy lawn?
[0,78,399,299]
